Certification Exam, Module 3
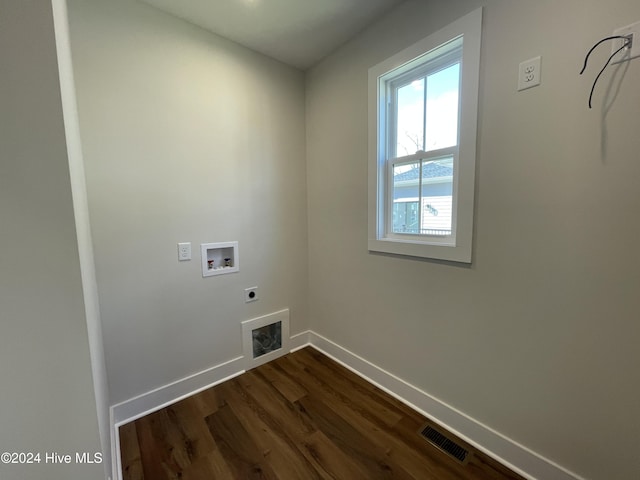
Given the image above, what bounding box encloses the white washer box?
[201,241,239,277]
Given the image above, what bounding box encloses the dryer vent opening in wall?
[419,424,471,464]
[252,321,281,359]
[241,309,290,370]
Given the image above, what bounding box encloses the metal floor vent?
[419,425,470,464]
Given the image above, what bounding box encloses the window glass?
[368,7,482,262]
[420,157,453,235]
[392,158,453,236]
[425,63,460,151]
[396,79,424,156]
[392,161,419,233]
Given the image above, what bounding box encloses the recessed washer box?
[201,241,239,277]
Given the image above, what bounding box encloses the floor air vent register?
[419,423,471,464]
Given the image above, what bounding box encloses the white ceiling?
[139,0,404,69]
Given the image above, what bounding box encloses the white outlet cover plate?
[517,56,541,91]
[177,242,191,261]
[612,21,640,64]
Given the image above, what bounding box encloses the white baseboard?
[111,332,311,428]
[289,329,311,351]
[110,328,584,480]
[110,355,245,480]
[307,331,586,480]
[110,355,245,427]
[110,328,312,480]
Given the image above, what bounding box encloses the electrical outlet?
[177,242,191,261]
[244,286,258,303]
[517,56,541,91]
[612,21,640,64]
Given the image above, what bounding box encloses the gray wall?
[60,0,640,478]
[68,0,308,405]
[306,1,640,479]
[0,0,103,479]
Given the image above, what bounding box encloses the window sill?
[368,237,471,263]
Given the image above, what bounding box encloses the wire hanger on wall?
[579,35,632,108]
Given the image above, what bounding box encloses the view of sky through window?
[395,62,460,157]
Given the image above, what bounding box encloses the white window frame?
[368,8,482,263]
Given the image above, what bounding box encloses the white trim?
[51,1,112,478]
[110,356,245,427]
[111,408,120,480]
[368,7,482,263]
[111,329,310,428]
[110,326,310,480]
[289,330,311,351]
[110,328,584,480]
[307,331,586,480]
[110,357,245,480]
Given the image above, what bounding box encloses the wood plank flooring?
[119,347,526,480]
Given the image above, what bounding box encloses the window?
[368,8,482,263]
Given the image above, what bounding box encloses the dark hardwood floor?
[119,347,526,479]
